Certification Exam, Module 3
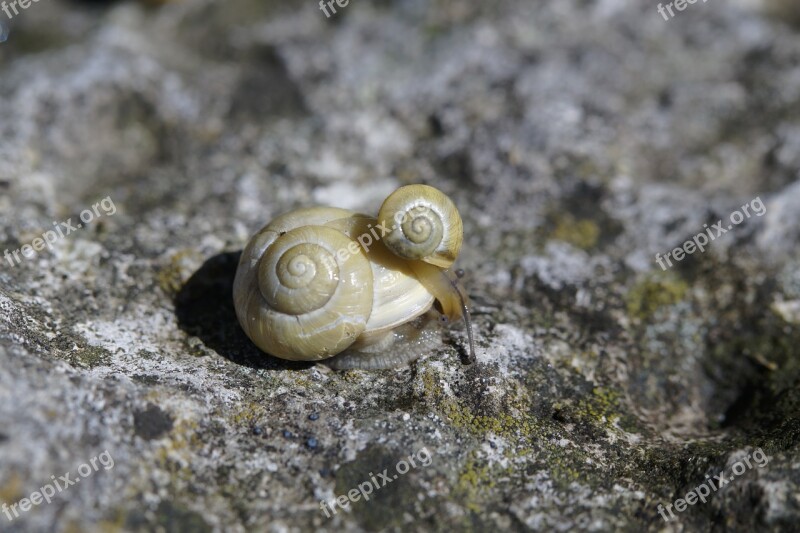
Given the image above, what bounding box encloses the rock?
[0,0,798,531]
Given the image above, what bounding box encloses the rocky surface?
[1,0,799,531]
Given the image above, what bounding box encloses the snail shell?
[233,207,373,360]
[233,185,470,365]
[378,184,463,269]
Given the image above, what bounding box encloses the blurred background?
[0,0,799,531]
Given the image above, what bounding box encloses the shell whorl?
[257,227,341,316]
[233,210,374,361]
[377,184,463,269]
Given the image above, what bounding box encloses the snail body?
[233,185,473,367]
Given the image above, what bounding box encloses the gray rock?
[0,0,798,531]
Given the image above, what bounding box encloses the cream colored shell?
[377,184,463,269]
[233,207,436,361]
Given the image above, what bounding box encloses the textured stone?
[0,0,798,531]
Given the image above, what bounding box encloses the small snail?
[233,184,475,369]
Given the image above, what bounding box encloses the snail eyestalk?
[447,271,475,365]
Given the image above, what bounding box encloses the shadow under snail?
[232,184,475,370]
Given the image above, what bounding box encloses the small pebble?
[282,430,293,439]
[308,413,319,421]
[306,437,318,449]
[252,426,263,436]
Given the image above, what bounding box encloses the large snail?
[233,184,475,369]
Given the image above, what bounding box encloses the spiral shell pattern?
[234,209,374,361]
[233,186,468,366]
[377,184,463,269]
[257,228,341,316]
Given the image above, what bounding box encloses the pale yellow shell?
[233,207,373,361]
[325,215,436,345]
[233,207,437,361]
[377,184,463,269]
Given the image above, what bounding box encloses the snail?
[232,184,475,369]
